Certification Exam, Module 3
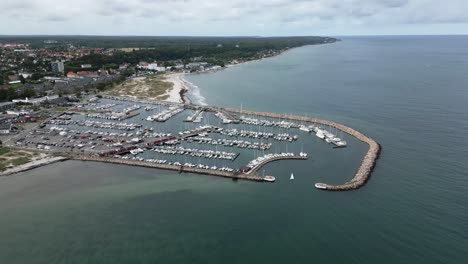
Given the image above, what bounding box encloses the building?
[76,71,99,77]
[51,61,65,73]
[12,95,60,105]
[0,102,16,111]
[81,64,92,69]
[67,71,78,78]
[137,62,159,70]
[0,123,12,134]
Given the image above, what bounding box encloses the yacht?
[315,183,327,190]
[290,173,294,180]
[264,176,276,182]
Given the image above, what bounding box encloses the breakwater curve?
[223,107,381,191]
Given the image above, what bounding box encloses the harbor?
[6,95,380,190]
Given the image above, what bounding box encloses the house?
[67,71,77,78]
[81,64,92,68]
[137,62,158,70]
[20,73,32,79]
[119,63,129,70]
[77,71,99,77]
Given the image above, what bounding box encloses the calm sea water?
[1,36,467,263]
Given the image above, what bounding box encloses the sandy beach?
[162,73,190,104]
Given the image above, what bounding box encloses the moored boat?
[315,183,328,190]
[264,176,276,182]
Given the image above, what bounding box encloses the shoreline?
[0,156,68,177]
[163,45,316,105]
[162,73,188,104]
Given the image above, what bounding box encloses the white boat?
[299,126,311,132]
[290,173,294,180]
[316,130,325,139]
[264,176,276,182]
[315,183,327,190]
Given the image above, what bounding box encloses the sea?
[0,36,467,264]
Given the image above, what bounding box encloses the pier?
[224,107,381,191]
[246,155,308,175]
[71,156,266,182]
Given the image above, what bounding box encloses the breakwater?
[247,155,308,175]
[224,107,381,191]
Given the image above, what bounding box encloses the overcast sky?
[2,0,468,36]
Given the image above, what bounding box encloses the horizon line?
[0,34,467,38]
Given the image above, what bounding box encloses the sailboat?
[290,173,295,180]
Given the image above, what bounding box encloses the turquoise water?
[1,36,468,263]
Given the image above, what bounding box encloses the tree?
[6,87,17,101]
[0,88,7,101]
[19,75,26,84]
[20,88,36,98]
[96,83,106,91]
[31,73,44,81]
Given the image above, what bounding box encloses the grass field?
[0,147,35,171]
[105,75,172,100]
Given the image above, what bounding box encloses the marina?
[7,95,380,190]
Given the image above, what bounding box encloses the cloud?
[0,0,467,35]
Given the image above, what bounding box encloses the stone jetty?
[224,107,381,191]
[247,155,308,175]
[72,156,266,182]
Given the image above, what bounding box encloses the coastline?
[162,73,187,104]
[0,156,68,177]
[162,45,309,105]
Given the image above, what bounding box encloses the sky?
[2,0,468,36]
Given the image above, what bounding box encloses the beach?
[162,73,187,103]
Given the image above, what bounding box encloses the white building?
[137,62,159,70]
[12,95,60,105]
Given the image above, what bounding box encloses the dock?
[71,156,267,182]
[246,155,308,175]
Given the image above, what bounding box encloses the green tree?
[31,73,44,81]
[96,83,106,91]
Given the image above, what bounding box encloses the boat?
[290,173,294,180]
[316,130,325,139]
[263,176,276,182]
[299,126,311,132]
[315,183,328,190]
